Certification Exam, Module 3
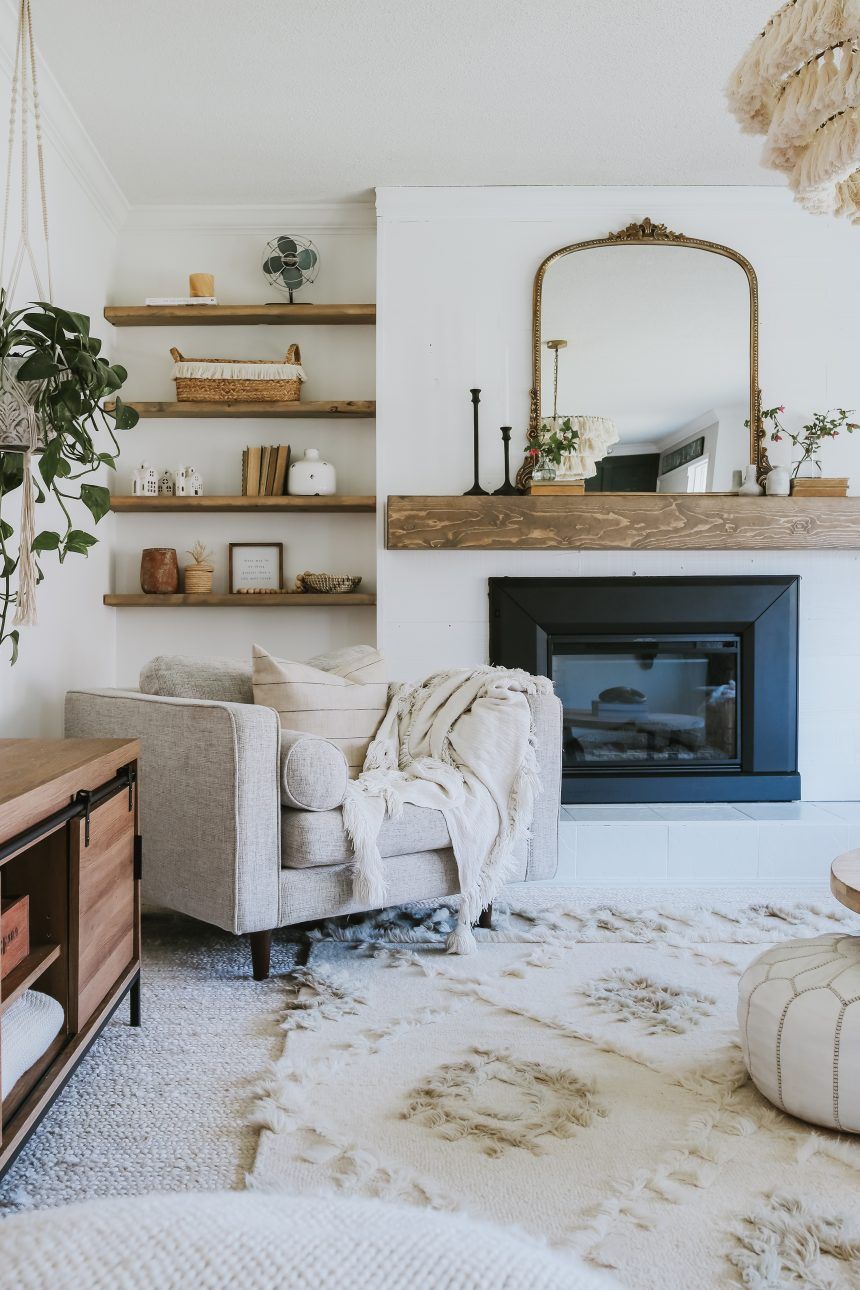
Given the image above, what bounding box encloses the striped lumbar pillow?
[252,644,388,778]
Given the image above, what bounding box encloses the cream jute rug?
[250,889,860,1290]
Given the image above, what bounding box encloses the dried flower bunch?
[186,541,214,570]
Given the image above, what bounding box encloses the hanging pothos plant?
[0,291,138,662]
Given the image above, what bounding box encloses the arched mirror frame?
[517,218,767,492]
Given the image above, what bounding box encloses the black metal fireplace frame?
[488,575,800,804]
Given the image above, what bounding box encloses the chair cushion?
[254,644,388,778]
[280,731,348,811]
[140,654,253,703]
[140,645,385,707]
[282,802,451,868]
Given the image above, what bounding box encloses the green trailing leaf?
[32,530,61,552]
[15,351,60,381]
[65,530,98,556]
[0,295,134,662]
[80,483,111,523]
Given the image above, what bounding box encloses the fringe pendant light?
[727,0,860,222]
[0,0,53,626]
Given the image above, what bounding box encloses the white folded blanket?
[343,666,551,954]
[1,989,64,1098]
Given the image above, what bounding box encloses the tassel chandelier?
[727,0,860,222]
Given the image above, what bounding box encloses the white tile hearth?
[553,802,855,885]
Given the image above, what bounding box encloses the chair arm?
[525,689,562,881]
[64,689,281,935]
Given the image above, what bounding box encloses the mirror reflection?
[538,244,752,493]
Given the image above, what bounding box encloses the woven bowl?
[295,572,362,594]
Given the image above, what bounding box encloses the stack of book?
[242,445,291,496]
[791,477,849,498]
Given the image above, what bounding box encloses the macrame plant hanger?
[1,0,53,627]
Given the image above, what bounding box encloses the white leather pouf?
[738,932,860,1132]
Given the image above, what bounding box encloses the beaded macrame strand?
[1,0,53,626]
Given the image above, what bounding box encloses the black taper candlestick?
[463,388,488,496]
[492,426,518,495]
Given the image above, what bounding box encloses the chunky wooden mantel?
[386,494,860,551]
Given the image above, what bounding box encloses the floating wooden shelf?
[0,943,61,1016]
[104,303,376,327]
[110,495,376,514]
[107,399,375,419]
[104,593,376,608]
[386,494,860,551]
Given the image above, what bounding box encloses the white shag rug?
[0,917,299,1212]
[249,888,860,1290]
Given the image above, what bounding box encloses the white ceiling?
[31,0,779,205]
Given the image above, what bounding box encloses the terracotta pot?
[140,548,179,594]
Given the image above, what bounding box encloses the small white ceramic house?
[158,469,175,496]
[175,464,188,497]
[186,465,204,497]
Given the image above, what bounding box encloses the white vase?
[765,465,791,497]
[288,448,336,496]
[738,465,763,496]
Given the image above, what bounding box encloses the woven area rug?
[0,917,299,1213]
[250,888,860,1290]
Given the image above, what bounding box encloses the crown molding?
[375,185,793,223]
[0,2,128,234]
[121,201,377,236]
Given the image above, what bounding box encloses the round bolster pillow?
[280,731,348,811]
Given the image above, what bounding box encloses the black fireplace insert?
[489,576,799,803]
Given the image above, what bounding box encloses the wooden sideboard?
[0,739,141,1181]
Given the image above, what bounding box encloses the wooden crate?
[0,895,29,980]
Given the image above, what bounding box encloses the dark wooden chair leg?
[129,974,141,1026]
[250,929,273,980]
[477,903,494,930]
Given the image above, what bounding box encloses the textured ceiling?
[31,0,779,204]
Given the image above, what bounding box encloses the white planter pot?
[765,465,791,497]
[288,448,336,496]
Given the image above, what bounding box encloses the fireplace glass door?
[550,635,741,771]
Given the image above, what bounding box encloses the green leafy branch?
[0,291,138,662]
[749,403,857,479]
[528,417,580,468]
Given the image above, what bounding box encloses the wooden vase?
[140,548,179,594]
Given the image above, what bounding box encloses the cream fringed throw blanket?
[342,667,551,954]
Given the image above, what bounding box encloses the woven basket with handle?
[170,344,304,403]
[295,572,362,594]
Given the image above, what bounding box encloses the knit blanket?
[343,666,551,953]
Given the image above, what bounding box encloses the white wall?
[107,204,377,684]
[376,187,860,801]
[0,28,126,736]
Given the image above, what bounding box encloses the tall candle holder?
[463,388,488,496]
[492,426,518,495]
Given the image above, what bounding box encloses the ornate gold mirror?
[520,219,766,493]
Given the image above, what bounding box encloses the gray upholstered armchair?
[65,656,561,979]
